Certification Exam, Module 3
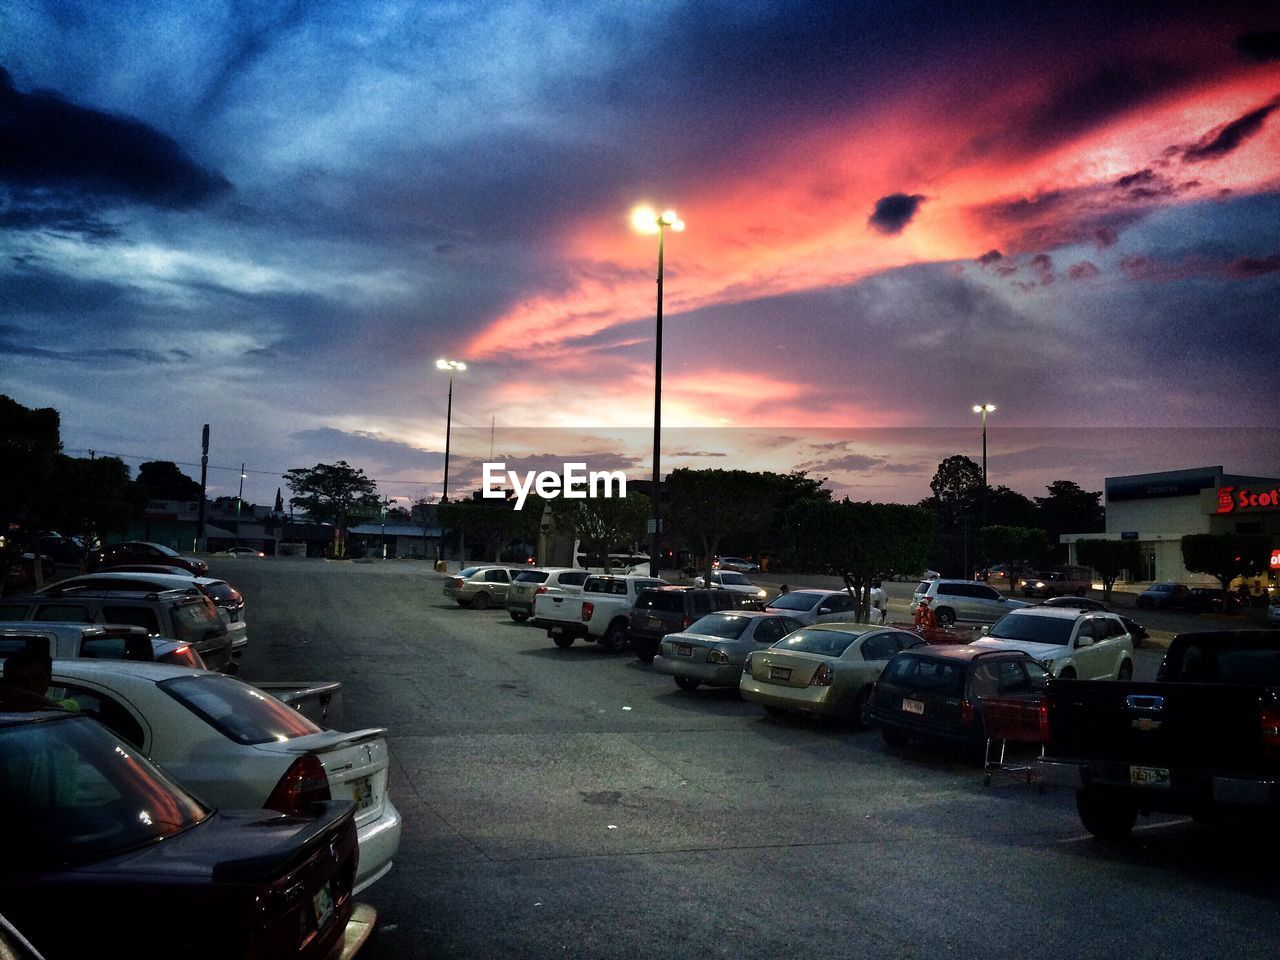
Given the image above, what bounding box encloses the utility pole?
[197,424,209,551]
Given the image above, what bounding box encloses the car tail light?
[450,577,463,588]
[1039,695,1052,743]
[536,586,549,595]
[960,699,974,727]
[681,615,693,629]
[809,663,833,687]
[707,649,729,665]
[264,754,331,816]
[581,601,594,621]
[1261,704,1280,755]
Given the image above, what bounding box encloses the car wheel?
[934,608,956,628]
[471,591,491,610]
[1076,789,1137,842]
[552,634,574,649]
[847,687,873,731]
[881,726,909,748]
[1117,660,1133,681]
[509,610,529,623]
[602,621,629,654]
[674,675,700,691]
[1058,667,1077,680]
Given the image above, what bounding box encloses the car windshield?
[149,544,181,558]
[684,614,751,639]
[160,674,322,745]
[717,573,750,585]
[767,592,823,611]
[988,614,1074,646]
[773,628,856,656]
[1,714,208,867]
[514,571,549,583]
[914,582,931,596]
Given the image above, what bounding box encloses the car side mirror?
[980,625,989,636]
[1075,635,1094,648]
[818,607,831,614]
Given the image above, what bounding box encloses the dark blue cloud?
[1182,96,1280,161]
[0,66,230,209]
[868,193,925,235]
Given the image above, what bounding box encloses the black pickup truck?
[1038,629,1280,840]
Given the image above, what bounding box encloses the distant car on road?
[212,546,265,558]
[1185,587,1226,614]
[443,565,530,609]
[87,540,208,576]
[692,570,768,601]
[713,556,761,574]
[1135,582,1190,609]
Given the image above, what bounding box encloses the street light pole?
[972,404,996,568]
[633,205,684,579]
[436,358,467,565]
[236,462,246,546]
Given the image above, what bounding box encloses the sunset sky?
[2,1,1278,509]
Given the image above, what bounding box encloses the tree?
[665,469,788,578]
[1075,539,1146,601]
[283,461,380,557]
[790,499,935,621]
[548,492,651,573]
[979,525,1049,592]
[1181,533,1274,608]
[437,493,542,563]
[0,394,62,535]
[1034,480,1103,559]
[135,461,203,502]
[923,456,983,577]
[986,485,1039,530]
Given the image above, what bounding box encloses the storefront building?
[1062,466,1280,585]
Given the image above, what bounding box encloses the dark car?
[1135,582,1189,610]
[87,540,208,577]
[629,587,753,663]
[1185,587,1226,614]
[0,709,373,960]
[867,645,1049,760]
[1039,595,1106,612]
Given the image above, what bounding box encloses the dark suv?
[629,587,755,663]
[868,645,1048,759]
[0,588,232,672]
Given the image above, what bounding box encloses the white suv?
[971,607,1134,680]
[506,567,590,623]
[911,579,1028,626]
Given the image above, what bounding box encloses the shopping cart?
[981,695,1046,789]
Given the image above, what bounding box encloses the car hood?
[970,637,1065,660]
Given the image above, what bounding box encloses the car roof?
[50,658,211,682]
[795,622,914,636]
[998,606,1096,620]
[898,644,1030,662]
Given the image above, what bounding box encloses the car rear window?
[159,674,322,744]
[774,628,858,656]
[718,573,750,585]
[169,599,221,639]
[767,592,822,612]
[684,614,751,639]
[987,614,1073,646]
[81,633,154,661]
[515,571,549,583]
[458,566,483,578]
[635,591,685,613]
[883,654,966,695]
[200,581,240,603]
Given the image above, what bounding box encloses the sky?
[2,0,1278,511]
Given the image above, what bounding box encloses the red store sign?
[1216,485,1280,514]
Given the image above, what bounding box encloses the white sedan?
[691,570,767,601]
[47,659,401,893]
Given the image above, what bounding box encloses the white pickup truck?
[532,574,666,653]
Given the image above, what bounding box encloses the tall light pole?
[235,463,246,545]
[973,404,996,571]
[632,205,684,579]
[436,358,466,566]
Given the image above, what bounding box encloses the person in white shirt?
[869,581,888,625]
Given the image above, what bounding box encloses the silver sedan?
[652,611,804,690]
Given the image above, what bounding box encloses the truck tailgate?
[1044,679,1274,775]
[533,594,585,622]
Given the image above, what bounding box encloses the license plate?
[351,775,374,811]
[1130,765,1170,787]
[676,644,693,657]
[550,625,564,635]
[902,698,925,715]
[648,617,663,630]
[769,666,791,681]
[313,881,335,928]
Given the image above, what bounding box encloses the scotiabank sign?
[1216,485,1280,514]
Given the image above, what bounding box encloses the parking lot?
[224,558,1279,960]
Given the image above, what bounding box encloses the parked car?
[971,607,1134,680]
[0,587,233,672]
[532,573,667,652]
[1269,595,1280,626]
[1185,587,1227,614]
[86,540,208,576]
[691,569,768,601]
[629,587,753,663]
[0,621,206,669]
[713,557,761,574]
[763,589,859,626]
[46,658,401,894]
[867,646,1050,757]
[652,611,804,691]
[740,623,920,727]
[911,579,1029,627]
[32,571,249,652]
[213,546,265,558]
[0,708,374,960]
[506,567,589,623]
[442,565,530,609]
[1135,581,1190,609]
[1018,566,1093,599]
[1038,596,1148,648]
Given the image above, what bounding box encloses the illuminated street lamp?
[973,404,996,562]
[632,205,684,578]
[235,462,246,545]
[436,359,467,504]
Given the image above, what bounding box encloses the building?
[1063,466,1280,584]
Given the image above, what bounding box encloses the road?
[218,559,1278,960]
